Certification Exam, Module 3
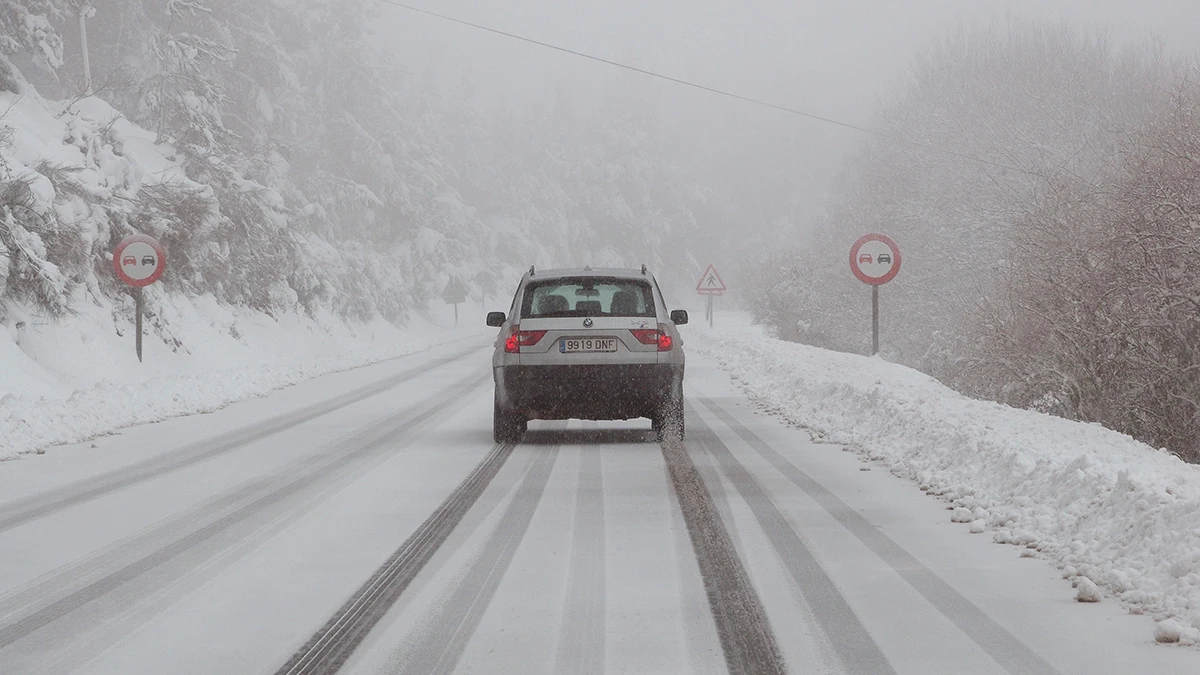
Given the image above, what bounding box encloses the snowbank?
[0,293,486,460]
[693,315,1200,644]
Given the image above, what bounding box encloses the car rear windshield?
[521,277,656,318]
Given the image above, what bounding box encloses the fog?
[376,0,1200,210]
[379,0,1200,118]
[364,0,1200,294]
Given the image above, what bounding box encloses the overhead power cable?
[378,0,1024,173]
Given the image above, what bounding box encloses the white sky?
[372,0,1200,237]
[377,0,1200,125]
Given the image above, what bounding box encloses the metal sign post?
[849,233,902,356]
[872,285,879,355]
[696,264,727,328]
[135,287,144,361]
[113,234,167,362]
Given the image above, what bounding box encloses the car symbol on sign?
[877,253,892,264]
[123,256,136,266]
[859,254,873,264]
[141,256,156,266]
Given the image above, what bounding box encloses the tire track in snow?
[661,423,787,675]
[698,397,1062,675]
[686,401,897,675]
[272,438,526,675]
[0,344,486,534]
[553,441,606,675]
[0,370,488,656]
[385,439,562,675]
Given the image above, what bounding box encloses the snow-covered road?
[1,340,1197,674]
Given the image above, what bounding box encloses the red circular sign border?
[113,234,167,288]
[849,233,901,286]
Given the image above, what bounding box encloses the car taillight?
[504,326,547,353]
[657,324,673,352]
[631,327,674,351]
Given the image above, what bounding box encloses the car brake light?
[631,327,673,351]
[657,324,673,352]
[504,326,547,353]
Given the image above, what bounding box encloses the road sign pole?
[696,264,727,326]
[113,234,166,363]
[871,285,879,356]
[454,302,459,325]
[849,233,900,357]
[135,287,144,363]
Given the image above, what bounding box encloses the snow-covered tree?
[0,0,72,72]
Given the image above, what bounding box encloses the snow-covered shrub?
[0,207,70,315]
[0,126,75,318]
[961,72,1200,462]
[0,1,69,71]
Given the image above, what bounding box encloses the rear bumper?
[496,364,683,420]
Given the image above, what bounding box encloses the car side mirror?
[486,312,507,327]
[670,310,689,325]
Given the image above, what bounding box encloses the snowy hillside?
[0,290,489,460]
[0,73,484,459]
[693,315,1200,645]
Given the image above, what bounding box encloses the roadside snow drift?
[0,295,485,460]
[693,318,1200,645]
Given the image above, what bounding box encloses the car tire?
[654,381,685,444]
[494,396,526,444]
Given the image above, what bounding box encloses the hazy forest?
[745,20,1200,462]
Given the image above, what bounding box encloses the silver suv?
[487,266,688,443]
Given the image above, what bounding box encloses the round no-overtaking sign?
[113,235,166,287]
[849,233,901,286]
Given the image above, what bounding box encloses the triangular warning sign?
[442,275,469,303]
[696,264,727,294]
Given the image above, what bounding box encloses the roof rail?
[529,265,535,277]
[641,264,647,275]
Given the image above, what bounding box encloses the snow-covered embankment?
[693,318,1200,645]
[0,299,476,461]
[0,87,487,461]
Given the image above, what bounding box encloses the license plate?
[560,337,618,353]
